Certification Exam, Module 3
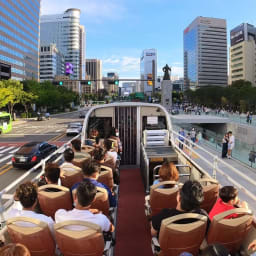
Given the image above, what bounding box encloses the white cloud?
[41,0,125,22]
[102,56,140,77]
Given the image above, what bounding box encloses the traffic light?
[85,80,91,85]
[59,81,63,86]
[147,74,153,86]
[114,80,119,85]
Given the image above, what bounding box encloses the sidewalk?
[188,141,256,213]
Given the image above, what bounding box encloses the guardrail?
[0,134,80,229]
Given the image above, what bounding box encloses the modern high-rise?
[229,23,256,86]
[184,16,227,89]
[102,72,119,94]
[86,59,102,92]
[40,9,84,80]
[39,44,65,81]
[140,49,157,96]
[79,25,85,80]
[0,0,41,80]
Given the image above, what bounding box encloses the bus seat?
[152,213,207,256]
[38,185,73,219]
[199,178,219,213]
[207,208,253,253]
[54,220,105,256]
[60,169,83,189]
[72,157,90,169]
[7,216,55,256]
[147,181,179,217]
[98,165,114,191]
[81,145,95,156]
[90,186,110,217]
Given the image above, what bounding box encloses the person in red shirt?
[209,186,248,220]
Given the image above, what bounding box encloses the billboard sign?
[231,24,244,46]
[65,63,73,75]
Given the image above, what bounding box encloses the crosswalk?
[0,146,20,165]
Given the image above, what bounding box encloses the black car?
[79,111,86,118]
[12,142,57,169]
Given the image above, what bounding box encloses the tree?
[0,79,23,116]
[0,87,14,109]
[20,91,38,118]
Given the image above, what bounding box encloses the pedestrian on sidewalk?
[196,131,202,145]
[249,112,252,124]
[178,128,185,150]
[190,128,196,147]
[227,131,235,159]
[221,133,229,158]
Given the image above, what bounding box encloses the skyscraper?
[0,0,41,80]
[40,9,84,80]
[229,23,256,86]
[39,44,65,81]
[140,49,157,96]
[86,59,102,92]
[79,25,85,80]
[184,16,227,89]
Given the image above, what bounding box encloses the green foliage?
[184,80,256,113]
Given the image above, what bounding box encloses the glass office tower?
[0,0,41,80]
[40,9,83,80]
[184,17,227,89]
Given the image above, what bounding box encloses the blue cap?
[179,253,193,256]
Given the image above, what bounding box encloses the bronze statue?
[162,64,171,80]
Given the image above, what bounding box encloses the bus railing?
[0,134,80,229]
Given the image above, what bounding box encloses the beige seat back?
[199,178,219,213]
[60,169,83,188]
[7,217,55,256]
[72,157,90,169]
[91,186,110,216]
[207,208,253,253]
[38,184,73,219]
[97,165,114,191]
[159,213,207,256]
[150,181,179,216]
[54,220,105,256]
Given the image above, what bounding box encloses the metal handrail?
[0,134,80,228]
[140,142,150,193]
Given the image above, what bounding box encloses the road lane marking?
[0,146,15,153]
[0,165,13,176]
[0,155,13,163]
[0,146,5,150]
[9,148,20,154]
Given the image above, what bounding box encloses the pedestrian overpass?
[171,114,230,124]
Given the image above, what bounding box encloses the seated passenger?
[8,182,54,235]
[71,139,91,159]
[0,243,31,256]
[60,148,81,174]
[151,180,209,237]
[248,240,256,252]
[108,127,122,153]
[153,161,179,188]
[55,180,114,232]
[71,162,117,207]
[104,139,118,163]
[37,163,61,192]
[209,186,248,220]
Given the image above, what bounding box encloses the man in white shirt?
[7,182,54,236]
[60,148,81,175]
[227,131,235,159]
[55,180,114,232]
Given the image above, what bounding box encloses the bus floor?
[114,167,153,256]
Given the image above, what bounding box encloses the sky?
[41,0,256,78]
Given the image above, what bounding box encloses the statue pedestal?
[161,80,172,112]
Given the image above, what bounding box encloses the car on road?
[79,111,86,118]
[12,142,57,169]
[66,122,82,136]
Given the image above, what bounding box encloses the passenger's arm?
[150,222,158,237]
[248,240,256,252]
[108,223,115,233]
